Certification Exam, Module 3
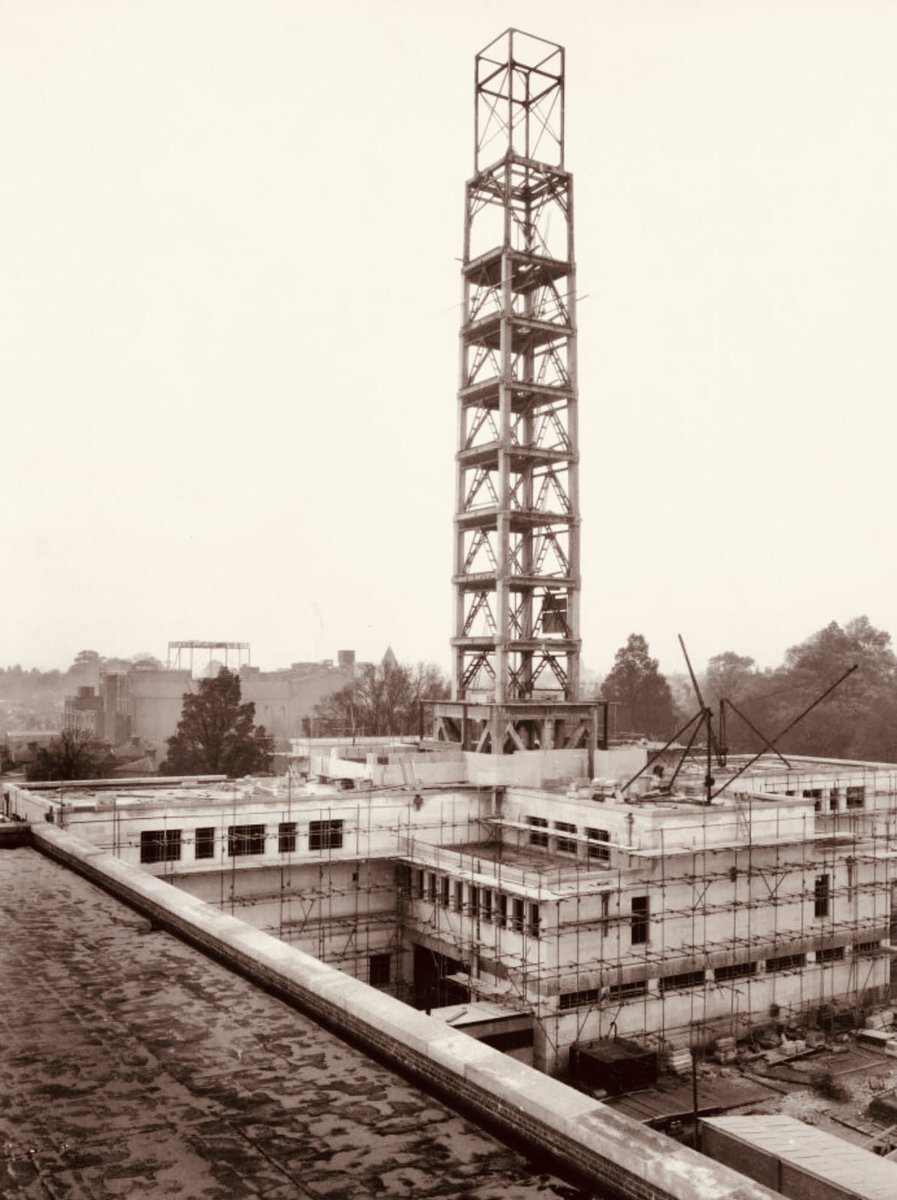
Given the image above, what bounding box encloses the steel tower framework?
[434,31,602,756]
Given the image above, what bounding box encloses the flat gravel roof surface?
[0,848,586,1200]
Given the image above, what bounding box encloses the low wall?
[464,749,589,787]
[29,822,777,1200]
[3,783,54,823]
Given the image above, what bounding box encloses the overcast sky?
[3,0,897,679]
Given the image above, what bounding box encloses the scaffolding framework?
[167,641,251,673]
[53,760,896,1070]
[451,30,581,731]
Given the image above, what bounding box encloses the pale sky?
[3,0,897,679]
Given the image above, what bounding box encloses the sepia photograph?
[3,2,897,1197]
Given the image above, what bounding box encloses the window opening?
[369,953,391,987]
[814,873,830,919]
[278,822,297,853]
[631,895,649,945]
[140,829,182,864]
[528,903,540,939]
[586,827,610,863]
[846,786,865,809]
[309,819,343,850]
[228,824,265,856]
[554,821,576,854]
[194,827,215,860]
[527,816,549,847]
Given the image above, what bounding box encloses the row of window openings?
[413,878,833,949]
[633,871,837,948]
[412,876,636,944]
[789,785,865,811]
[412,870,540,938]
[630,878,834,948]
[139,820,344,864]
[527,817,610,862]
[558,943,878,1010]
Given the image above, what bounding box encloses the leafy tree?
[665,671,696,720]
[705,617,897,761]
[160,668,272,777]
[309,659,450,738]
[771,617,897,759]
[25,728,111,781]
[601,634,677,739]
[703,652,757,709]
[130,653,164,671]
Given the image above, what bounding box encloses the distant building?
[61,651,359,763]
[1,730,59,771]
[238,650,357,750]
[64,685,104,736]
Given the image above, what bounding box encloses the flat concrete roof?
[0,846,583,1199]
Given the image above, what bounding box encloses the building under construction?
[10,30,896,1089]
[8,745,895,1077]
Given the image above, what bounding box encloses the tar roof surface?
[0,847,587,1200]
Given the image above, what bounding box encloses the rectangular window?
[528,903,540,940]
[369,952,391,987]
[482,890,492,923]
[559,988,601,1011]
[554,821,577,854]
[715,961,756,982]
[454,880,464,913]
[814,873,830,919]
[469,886,479,917]
[586,828,610,863]
[846,786,865,809]
[227,824,265,856]
[441,876,450,909]
[660,970,706,993]
[829,788,841,812]
[194,827,215,860]
[140,829,182,864]
[278,822,297,853]
[766,952,806,973]
[511,897,525,933]
[427,872,437,902]
[309,819,343,850]
[412,869,424,900]
[496,893,508,929]
[608,980,647,1001]
[804,788,823,812]
[855,941,880,956]
[601,891,611,935]
[631,896,649,945]
[527,816,549,847]
[816,946,845,963]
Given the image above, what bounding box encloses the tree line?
[306,661,450,738]
[600,616,897,763]
[12,620,897,778]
